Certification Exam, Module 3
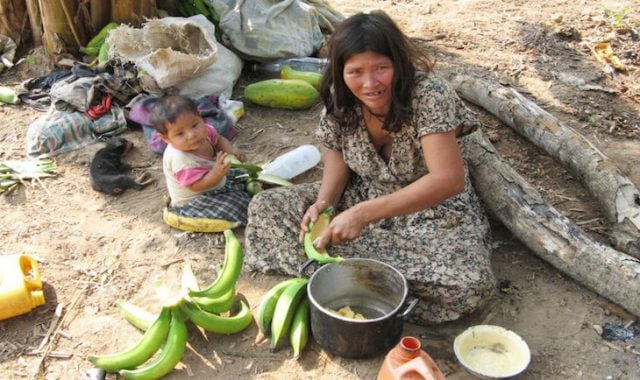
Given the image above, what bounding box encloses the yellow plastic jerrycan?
[0,254,46,320]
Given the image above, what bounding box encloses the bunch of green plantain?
[88,229,253,378]
[80,22,119,58]
[258,278,311,358]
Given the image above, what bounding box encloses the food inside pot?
[322,296,395,320]
[331,306,368,320]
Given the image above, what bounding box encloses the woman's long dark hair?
[319,10,433,133]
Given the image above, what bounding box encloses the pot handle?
[398,298,419,319]
[300,258,319,278]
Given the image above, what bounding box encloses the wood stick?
[453,74,640,258]
[37,303,64,351]
[465,129,640,317]
[30,284,89,380]
[25,351,73,359]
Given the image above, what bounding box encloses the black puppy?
[89,137,153,195]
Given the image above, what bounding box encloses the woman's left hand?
[314,207,366,251]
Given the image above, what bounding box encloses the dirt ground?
[1,0,640,379]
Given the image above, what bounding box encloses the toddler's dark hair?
[150,95,199,135]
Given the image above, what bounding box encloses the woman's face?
[343,51,394,116]
[162,112,208,152]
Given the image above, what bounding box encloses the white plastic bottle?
[251,57,329,77]
[262,145,322,180]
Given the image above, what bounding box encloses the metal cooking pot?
[301,258,418,359]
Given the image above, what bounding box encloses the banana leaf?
[0,157,57,194]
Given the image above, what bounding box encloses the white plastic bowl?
[453,325,531,379]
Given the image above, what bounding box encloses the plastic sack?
[206,0,325,61]
[168,15,243,99]
[0,34,17,73]
[107,18,218,89]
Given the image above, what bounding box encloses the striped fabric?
[26,105,127,157]
[170,169,251,225]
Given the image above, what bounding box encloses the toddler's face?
[162,112,208,152]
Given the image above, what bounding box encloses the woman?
[244,10,495,325]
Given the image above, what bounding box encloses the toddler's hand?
[213,151,232,176]
[231,148,247,162]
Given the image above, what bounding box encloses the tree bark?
[90,0,110,34]
[452,74,640,258]
[25,0,42,45]
[38,0,86,58]
[466,129,640,317]
[111,0,158,28]
[0,0,27,47]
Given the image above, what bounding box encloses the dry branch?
[453,74,640,258]
[466,129,640,317]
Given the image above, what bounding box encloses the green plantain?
[190,285,236,314]
[115,300,156,332]
[289,297,310,358]
[258,278,308,335]
[181,299,253,334]
[119,308,189,379]
[189,229,243,298]
[88,307,171,372]
[270,279,308,350]
[304,207,344,264]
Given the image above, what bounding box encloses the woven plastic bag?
[107,18,218,89]
[170,15,244,99]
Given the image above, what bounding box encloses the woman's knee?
[408,272,496,325]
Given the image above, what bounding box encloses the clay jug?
[377,336,446,380]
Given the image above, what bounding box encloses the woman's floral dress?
[245,72,496,324]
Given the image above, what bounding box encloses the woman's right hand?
[307,205,367,251]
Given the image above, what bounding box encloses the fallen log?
[466,129,640,317]
[452,74,640,258]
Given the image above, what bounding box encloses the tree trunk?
[453,74,640,258]
[111,0,158,28]
[25,0,42,45]
[38,0,86,58]
[466,129,640,317]
[0,0,27,47]
[90,0,111,34]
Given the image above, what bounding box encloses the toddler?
[150,95,251,224]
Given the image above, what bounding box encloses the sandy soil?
[1,1,640,379]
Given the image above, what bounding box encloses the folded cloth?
[26,104,127,157]
[85,95,113,121]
